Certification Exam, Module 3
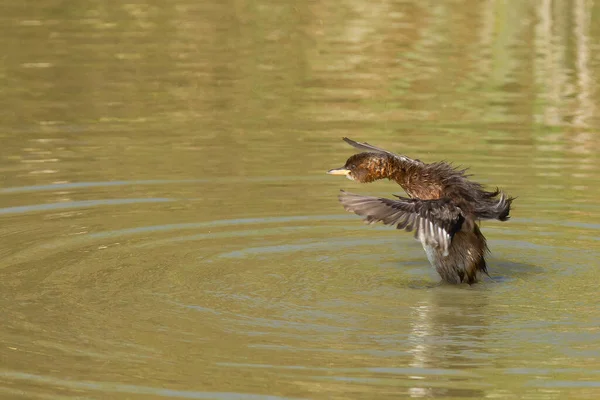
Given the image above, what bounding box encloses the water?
[1,1,600,399]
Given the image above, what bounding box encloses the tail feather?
[474,192,514,221]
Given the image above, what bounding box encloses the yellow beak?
[327,167,351,176]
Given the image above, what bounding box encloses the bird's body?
[327,138,514,284]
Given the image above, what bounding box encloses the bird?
[327,137,514,284]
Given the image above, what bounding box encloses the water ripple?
[0,371,305,400]
[0,177,322,194]
[219,238,396,258]
[90,215,355,239]
[0,198,173,215]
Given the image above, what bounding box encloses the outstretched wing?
[342,137,422,166]
[339,190,464,256]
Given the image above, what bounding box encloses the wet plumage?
[327,137,514,284]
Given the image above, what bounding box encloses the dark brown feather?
[339,190,464,256]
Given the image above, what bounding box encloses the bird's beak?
[327,167,351,176]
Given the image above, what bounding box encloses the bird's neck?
[364,155,409,184]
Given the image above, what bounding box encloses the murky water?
[1,1,600,399]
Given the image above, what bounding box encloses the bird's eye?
[350,164,356,169]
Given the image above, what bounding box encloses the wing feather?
[342,137,422,166]
[339,190,464,255]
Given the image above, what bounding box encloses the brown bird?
[327,137,514,284]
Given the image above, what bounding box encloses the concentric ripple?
[1,175,599,399]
